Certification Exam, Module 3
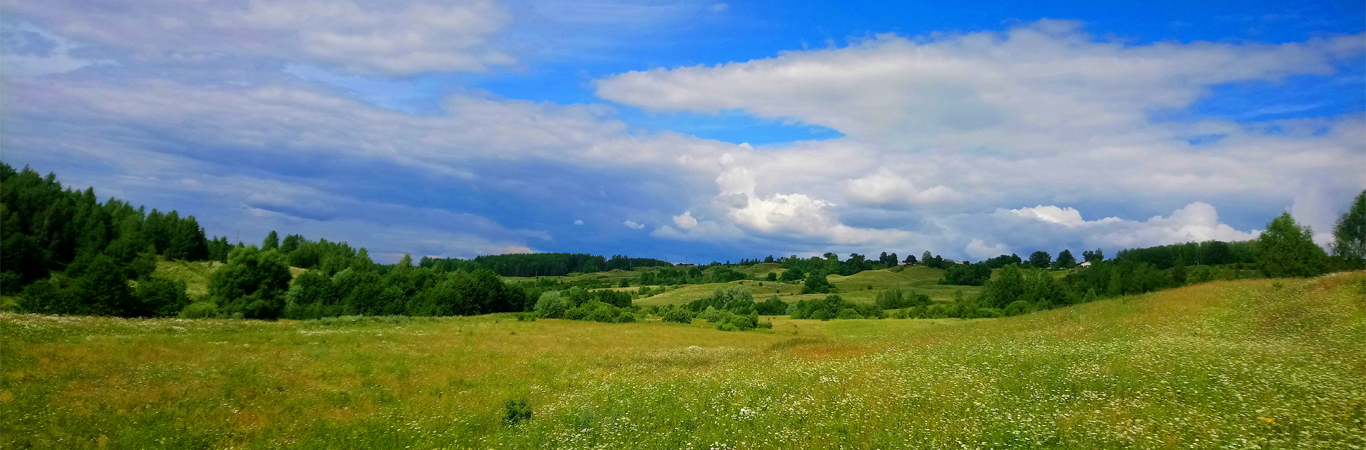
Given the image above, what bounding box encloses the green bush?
[179,301,219,319]
[661,307,693,324]
[534,291,567,318]
[503,399,532,426]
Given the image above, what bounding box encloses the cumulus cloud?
[843,167,962,206]
[1010,205,1089,227]
[672,211,698,229]
[715,166,909,244]
[573,219,584,225]
[623,220,645,229]
[997,201,1260,250]
[5,0,515,75]
[965,239,1011,259]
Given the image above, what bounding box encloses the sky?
[2,0,1363,264]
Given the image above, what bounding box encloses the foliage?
[1028,251,1052,269]
[875,287,930,310]
[1053,249,1077,269]
[0,163,213,292]
[790,295,881,320]
[755,295,788,315]
[1257,213,1327,278]
[1114,240,1256,269]
[1332,189,1366,269]
[210,246,292,319]
[942,263,991,286]
[503,399,532,426]
[982,254,1022,269]
[660,306,694,324]
[421,253,671,277]
[534,292,568,319]
[801,272,832,294]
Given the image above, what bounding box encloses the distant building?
[1078,261,1092,268]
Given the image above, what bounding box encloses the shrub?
[503,399,532,426]
[179,301,219,319]
[700,306,722,323]
[534,291,567,318]
[661,307,693,324]
[1003,300,1032,316]
[755,295,787,315]
[801,272,831,294]
[943,263,991,286]
[836,308,863,319]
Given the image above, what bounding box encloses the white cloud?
[710,3,729,13]
[716,166,909,244]
[623,220,645,229]
[1010,205,1089,228]
[844,167,962,206]
[672,211,698,229]
[965,239,1011,259]
[597,21,1362,146]
[573,219,584,225]
[998,201,1260,249]
[6,0,515,75]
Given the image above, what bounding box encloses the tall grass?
[2,273,1362,449]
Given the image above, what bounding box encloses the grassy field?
[2,272,1363,449]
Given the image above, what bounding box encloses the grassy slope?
[3,273,1362,448]
[152,260,306,298]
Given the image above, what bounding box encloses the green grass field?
[3,272,1363,449]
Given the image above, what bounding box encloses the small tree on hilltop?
[1029,251,1052,269]
[1257,212,1327,278]
[1054,249,1077,269]
[1332,190,1366,269]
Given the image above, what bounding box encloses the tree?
[1082,249,1104,263]
[71,254,136,316]
[209,246,292,319]
[1054,249,1077,269]
[1332,190,1366,269]
[280,234,303,254]
[1029,251,1052,269]
[1171,257,1187,286]
[263,231,279,250]
[801,272,831,294]
[1257,212,1327,278]
[903,254,918,265]
[943,263,991,286]
[922,251,932,266]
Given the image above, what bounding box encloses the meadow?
[2,272,1363,449]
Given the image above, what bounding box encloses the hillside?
[151,259,305,298]
[3,272,1361,448]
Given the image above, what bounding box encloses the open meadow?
[3,273,1364,449]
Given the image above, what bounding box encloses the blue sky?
[2,0,1363,263]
